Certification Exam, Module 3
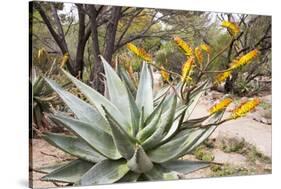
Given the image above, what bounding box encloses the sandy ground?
[30,93,272,188]
[191,102,272,157]
[30,139,74,188]
[191,95,272,157]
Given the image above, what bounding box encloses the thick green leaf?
[79,159,129,185]
[184,112,225,154]
[62,69,131,132]
[141,95,177,150]
[43,132,106,163]
[144,95,166,126]
[126,86,140,136]
[136,63,153,119]
[153,85,170,105]
[127,145,153,173]
[103,107,136,160]
[189,81,209,99]
[181,116,209,129]
[101,56,132,125]
[183,82,209,121]
[138,107,145,130]
[137,105,162,142]
[149,111,225,163]
[162,160,209,174]
[45,78,111,134]
[117,63,137,97]
[33,76,45,95]
[37,162,69,174]
[117,171,140,183]
[161,105,188,141]
[148,128,205,163]
[42,159,94,183]
[144,165,179,181]
[160,94,174,114]
[174,104,188,120]
[50,114,121,159]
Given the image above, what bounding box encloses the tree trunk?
[88,5,104,93]
[88,6,122,94]
[103,7,122,64]
[75,4,91,79]
[35,2,91,77]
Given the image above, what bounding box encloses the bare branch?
[64,17,74,37]
[115,11,161,50]
[34,2,75,75]
[116,9,143,47]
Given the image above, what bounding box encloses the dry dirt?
[30,139,74,188]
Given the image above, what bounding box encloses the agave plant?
[36,21,263,185]
[38,56,230,186]
[32,70,53,136]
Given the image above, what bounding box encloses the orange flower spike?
[37,48,46,59]
[181,56,195,82]
[230,49,260,69]
[221,21,240,36]
[160,66,170,81]
[209,98,233,114]
[60,53,69,68]
[127,43,139,56]
[174,36,193,56]
[127,43,152,62]
[214,71,232,85]
[195,47,203,64]
[200,44,211,54]
[138,48,152,62]
[231,98,261,119]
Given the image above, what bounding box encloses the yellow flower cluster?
[221,21,240,36]
[160,66,170,81]
[214,49,259,84]
[194,43,211,65]
[214,71,232,85]
[181,56,194,82]
[231,98,261,119]
[127,43,152,62]
[209,98,233,114]
[230,49,260,69]
[37,48,47,59]
[174,36,193,56]
[200,44,211,54]
[60,53,69,68]
[195,47,203,64]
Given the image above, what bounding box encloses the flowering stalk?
[127,43,152,62]
[200,44,211,54]
[38,48,47,59]
[231,98,261,119]
[230,49,260,69]
[209,98,233,114]
[221,21,240,36]
[214,70,232,85]
[60,53,69,68]
[181,56,194,82]
[173,36,193,56]
[195,47,203,64]
[160,66,170,81]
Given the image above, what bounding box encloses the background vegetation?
[31,2,271,94]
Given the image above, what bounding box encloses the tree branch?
[115,11,161,50]
[34,2,75,75]
[116,9,143,47]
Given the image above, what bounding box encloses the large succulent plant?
[39,57,226,186]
